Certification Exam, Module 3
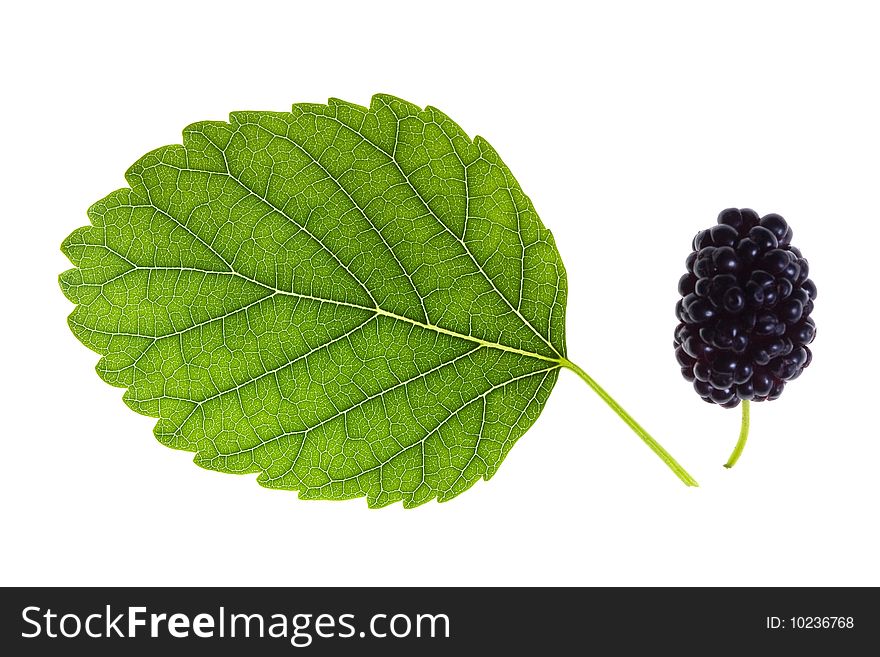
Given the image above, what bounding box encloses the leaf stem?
[560,359,699,487]
[724,400,750,469]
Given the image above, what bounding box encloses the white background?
[2,0,878,587]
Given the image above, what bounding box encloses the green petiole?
[560,359,699,487]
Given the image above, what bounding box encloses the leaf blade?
[61,94,567,506]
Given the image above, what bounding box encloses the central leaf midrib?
[237,265,561,365]
[112,257,560,366]
[240,269,562,364]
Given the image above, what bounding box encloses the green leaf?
[61,95,568,507]
[61,94,697,507]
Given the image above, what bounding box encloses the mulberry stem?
[724,400,750,469]
[560,359,699,487]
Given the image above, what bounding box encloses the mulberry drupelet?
[674,208,816,410]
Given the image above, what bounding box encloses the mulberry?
[674,208,817,409]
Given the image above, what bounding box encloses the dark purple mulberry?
[674,209,817,408]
